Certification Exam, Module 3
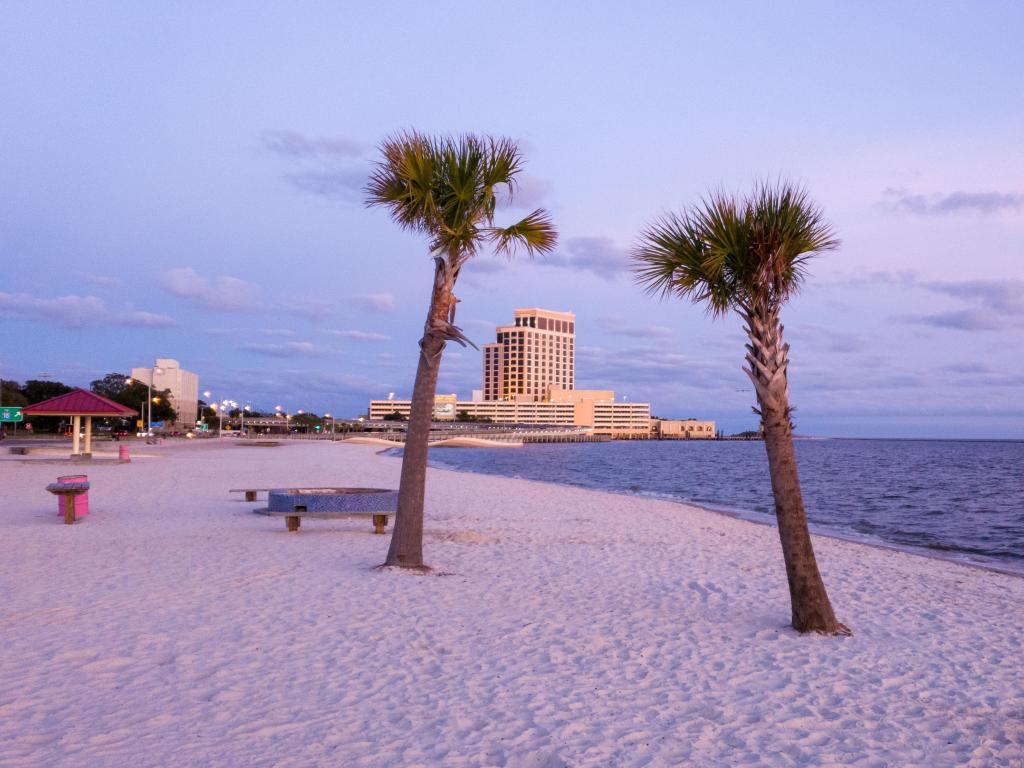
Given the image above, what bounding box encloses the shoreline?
[415,448,1024,580]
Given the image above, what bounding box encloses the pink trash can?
[56,475,89,518]
[118,445,130,463]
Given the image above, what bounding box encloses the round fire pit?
[268,487,398,514]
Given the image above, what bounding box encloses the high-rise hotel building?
[482,308,575,401]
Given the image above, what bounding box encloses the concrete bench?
[254,507,391,534]
[46,481,90,525]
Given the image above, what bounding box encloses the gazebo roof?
[22,389,138,417]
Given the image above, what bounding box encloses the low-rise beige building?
[651,418,717,439]
[369,389,651,439]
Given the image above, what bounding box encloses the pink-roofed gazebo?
[23,389,137,458]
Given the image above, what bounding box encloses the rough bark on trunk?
[384,259,455,569]
[744,305,850,635]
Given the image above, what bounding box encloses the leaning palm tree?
[365,131,557,569]
[632,180,850,635]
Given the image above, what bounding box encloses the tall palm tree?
[632,180,850,635]
[365,131,557,569]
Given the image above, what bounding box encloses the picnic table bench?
[254,507,391,534]
[46,481,90,525]
[253,487,399,534]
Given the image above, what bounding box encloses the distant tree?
[632,180,849,636]
[24,379,74,403]
[0,379,28,407]
[89,373,131,399]
[20,379,75,433]
[197,401,217,423]
[382,411,406,422]
[91,373,176,424]
[366,131,557,569]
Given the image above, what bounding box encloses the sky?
[1,1,1022,438]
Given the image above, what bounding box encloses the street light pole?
[147,364,164,434]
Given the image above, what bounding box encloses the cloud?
[263,129,368,202]
[351,293,395,312]
[881,188,1024,215]
[902,278,1024,331]
[261,130,365,158]
[161,267,260,311]
[596,315,673,339]
[497,175,553,209]
[325,329,390,342]
[282,169,366,201]
[829,271,1024,332]
[74,271,124,288]
[922,280,1024,314]
[910,309,1008,331]
[576,343,735,390]
[282,300,334,321]
[242,341,330,358]
[539,236,630,280]
[0,291,175,328]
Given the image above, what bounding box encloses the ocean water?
[422,439,1024,575]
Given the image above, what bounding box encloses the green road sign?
[0,407,24,422]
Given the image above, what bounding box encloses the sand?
[1,440,1021,767]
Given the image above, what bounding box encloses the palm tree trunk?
[384,260,453,569]
[744,307,850,635]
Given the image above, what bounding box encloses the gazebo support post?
[83,416,92,457]
[72,415,81,456]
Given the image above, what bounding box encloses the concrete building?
[370,308,661,438]
[369,389,651,439]
[483,308,575,401]
[651,418,717,439]
[130,358,199,429]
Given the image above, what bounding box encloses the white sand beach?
[1,441,1021,767]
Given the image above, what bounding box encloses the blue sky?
[2,2,1022,437]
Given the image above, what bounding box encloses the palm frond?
[485,208,558,258]
[366,130,556,271]
[633,179,838,316]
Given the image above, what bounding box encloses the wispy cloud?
[242,341,331,358]
[0,292,175,328]
[496,175,552,209]
[283,301,333,321]
[282,169,367,200]
[881,188,1024,215]
[596,315,673,339]
[74,271,124,288]
[161,267,260,311]
[325,329,390,342]
[539,236,629,280]
[828,271,1024,333]
[261,130,364,158]
[351,293,395,313]
[906,278,1024,332]
[263,129,368,202]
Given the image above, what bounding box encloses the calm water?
[422,439,1024,574]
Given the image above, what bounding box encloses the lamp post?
[202,390,212,430]
[146,364,164,434]
[242,404,251,437]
